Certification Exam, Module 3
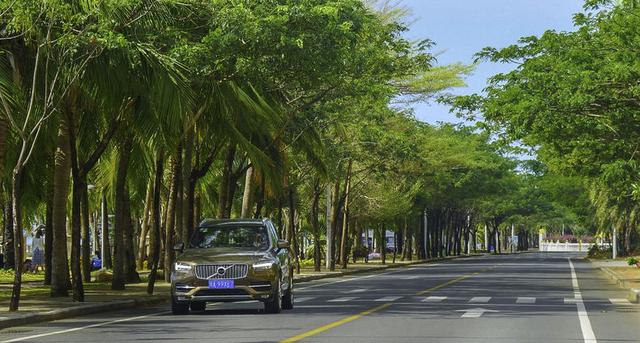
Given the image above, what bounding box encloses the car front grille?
[195,264,248,280]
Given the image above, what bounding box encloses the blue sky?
[402,0,585,124]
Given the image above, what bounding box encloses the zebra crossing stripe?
[375,296,401,302]
[516,297,536,304]
[328,297,357,302]
[469,297,491,303]
[422,296,447,302]
[609,298,631,305]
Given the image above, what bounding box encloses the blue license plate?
[208,279,234,289]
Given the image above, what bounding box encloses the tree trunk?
[287,186,300,274]
[217,144,236,218]
[112,138,132,290]
[147,151,164,294]
[310,181,321,272]
[101,192,112,269]
[379,224,386,264]
[182,129,193,245]
[9,168,24,311]
[0,115,7,186]
[3,198,14,269]
[185,177,196,242]
[330,180,340,271]
[81,180,91,283]
[44,184,53,284]
[137,181,153,270]
[69,171,85,301]
[254,174,265,219]
[241,165,253,218]
[123,187,140,283]
[51,123,71,297]
[164,154,180,283]
[339,161,352,269]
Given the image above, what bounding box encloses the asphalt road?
[1,252,638,343]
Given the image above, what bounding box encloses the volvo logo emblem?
[207,264,235,279]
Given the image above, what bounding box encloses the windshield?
[190,225,270,250]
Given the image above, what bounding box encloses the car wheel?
[282,277,294,310]
[190,301,206,312]
[264,279,282,314]
[171,296,190,315]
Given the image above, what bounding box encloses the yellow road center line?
[282,266,494,343]
[280,303,392,343]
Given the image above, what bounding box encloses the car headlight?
[253,260,275,271]
[174,262,193,276]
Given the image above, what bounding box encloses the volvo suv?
[170,219,294,314]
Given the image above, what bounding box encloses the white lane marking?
[296,263,441,291]
[422,296,447,302]
[344,288,368,294]
[456,307,497,318]
[568,258,597,343]
[328,297,357,302]
[401,276,422,280]
[296,297,315,303]
[1,312,169,343]
[516,297,536,304]
[564,298,577,304]
[469,297,491,303]
[609,298,632,305]
[374,296,401,302]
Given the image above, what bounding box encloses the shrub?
[587,244,612,259]
[627,257,639,266]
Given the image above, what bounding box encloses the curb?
[597,266,639,303]
[0,296,168,331]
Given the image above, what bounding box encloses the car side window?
[267,222,278,249]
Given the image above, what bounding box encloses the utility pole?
[484,224,488,252]
[325,185,332,270]
[510,224,515,253]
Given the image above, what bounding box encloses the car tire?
[171,296,190,315]
[282,278,294,310]
[190,301,206,312]
[264,279,282,314]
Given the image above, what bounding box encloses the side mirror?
[173,242,185,253]
[277,240,290,250]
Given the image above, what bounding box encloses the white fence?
[539,241,611,252]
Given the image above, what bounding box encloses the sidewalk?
[0,253,484,330]
[592,260,640,303]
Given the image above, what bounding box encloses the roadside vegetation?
[453,0,640,259]
[0,0,634,311]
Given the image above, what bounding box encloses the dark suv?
[170,219,294,314]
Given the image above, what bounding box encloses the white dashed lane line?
[374,296,402,302]
[344,288,368,294]
[516,297,536,304]
[422,296,447,302]
[469,297,491,303]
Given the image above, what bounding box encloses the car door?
[268,222,291,290]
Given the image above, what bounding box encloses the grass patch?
[0,269,45,283]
